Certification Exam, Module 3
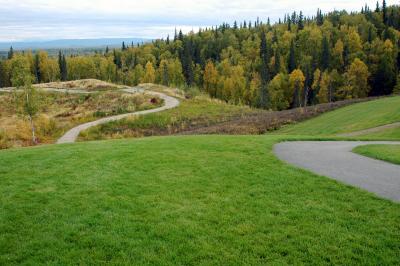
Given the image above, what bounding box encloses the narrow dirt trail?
[274,141,400,202]
[337,122,400,137]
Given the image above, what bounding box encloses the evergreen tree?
[274,48,281,75]
[288,40,296,73]
[178,30,184,42]
[58,51,64,80]
[7,46,14,59]
[113,50,122,69]
[122,42,126,51]
[382,0,388,25]
[321,36,330,70]
[34,53,41,83]
[259,31,271,108]
[316,9,324,26]
[105,46,109,54]
[61,55,68,81]
[298,11,304,30]
[181,38,194,85]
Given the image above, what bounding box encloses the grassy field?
[353,144,400,165]
[278,96,400,136]
[0,135,399,265]
[79,96,259,141]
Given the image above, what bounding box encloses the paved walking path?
[57,88,179,143]
[274,141,400,202]
[0,86,180,144]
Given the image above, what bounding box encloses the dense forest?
[1,1,400,110]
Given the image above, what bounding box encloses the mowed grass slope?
[278,96,400,135]
[1,136,399,265]
[355,126,400,139]
[353,144,400,165]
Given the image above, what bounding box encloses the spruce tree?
[259,31,271,108]
[321,36,330,70]
[375,1,380,12]
[382,0,388,25]
[8,46,14,59]
[34,53,41,83]
[316,9,324,26]
[288,40,296,73]
[274,48,281,75]
[298,11,304,30]
[61,55,68,81]
[58,51,63,80]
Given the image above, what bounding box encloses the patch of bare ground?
[337,122,400,137]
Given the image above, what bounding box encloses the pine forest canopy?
[1,1,400,111]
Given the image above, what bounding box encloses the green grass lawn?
[353,144,400,165]
[1,136,399,265]
[278,96,400,135]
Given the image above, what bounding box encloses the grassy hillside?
[354,144,400,165]
[278,96,400,135]
[355,126,400,139]
[79,96,259,141]
[1,136,399,264]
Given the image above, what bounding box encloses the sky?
[0,0,398,42]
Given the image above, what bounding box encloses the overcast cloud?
[0,0,398,41]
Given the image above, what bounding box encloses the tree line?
[1,1,400,110]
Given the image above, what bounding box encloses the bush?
[36,115,59,138]
[0,130,10,149]
[184,87,201,99]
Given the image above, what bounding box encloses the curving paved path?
[57,88,179,144]
[274,141,400,202]
[1,86,180,144]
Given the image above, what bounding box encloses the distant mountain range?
[0,38,151,51]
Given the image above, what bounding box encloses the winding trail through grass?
[274,141,400,202]
[57,88,180,144]
[0,86,180,144]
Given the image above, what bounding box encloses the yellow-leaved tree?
[289,69,305,108]
[338,58,370,99]
[203,61,218,97]
[141,61,155,83]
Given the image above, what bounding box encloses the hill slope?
[278,96,400,136]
